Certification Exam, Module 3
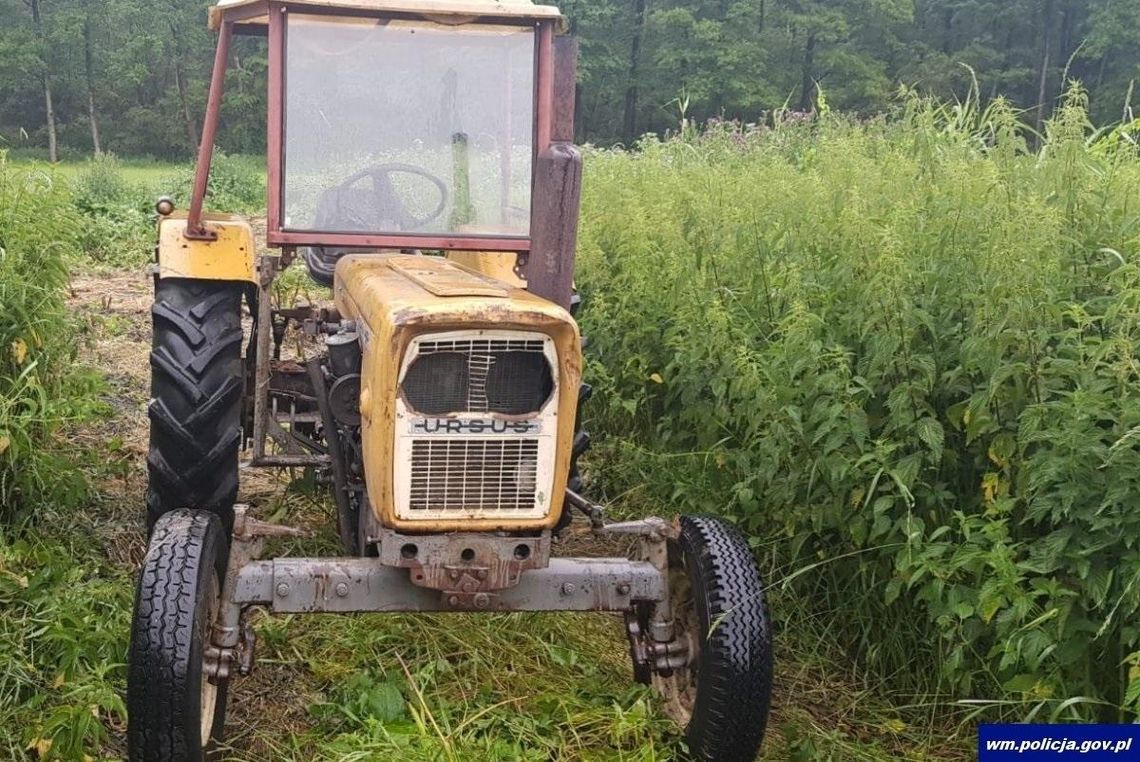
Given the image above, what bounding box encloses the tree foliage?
[0,0,264,159]
[1,0,1138,156]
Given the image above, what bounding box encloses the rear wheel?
[147,278,244,534]
[655,516,773,761]
[127,509,230,761]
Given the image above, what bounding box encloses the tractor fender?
[155,213,258,284]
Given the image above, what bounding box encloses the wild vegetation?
[578,88,1140,721]
[3,0,1140,157]
[0,152,129,759]
[0,152,91,518]
[4,89,1140,758]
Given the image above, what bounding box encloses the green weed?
[577,86,1140,721]
[162,151,266,215]
[0,152,95,518]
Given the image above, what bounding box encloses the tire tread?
[147,279,242,533]
[679,515,774,761]
[127,509,228,761]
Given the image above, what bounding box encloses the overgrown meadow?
[3,86,1140,759]
[578,89,1140,721]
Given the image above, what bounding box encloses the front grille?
[408,439,540,512]
[402,338,552,415]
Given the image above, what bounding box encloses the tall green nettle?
[576,89,1140,720]
[0,152,89,518]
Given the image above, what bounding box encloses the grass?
[8,156,178,191]
[6,152,264,195]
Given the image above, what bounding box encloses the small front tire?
[127,509,230,761]
[654,515,774,761]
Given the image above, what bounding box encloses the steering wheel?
[314,163,449,234]
[303,164,450,287]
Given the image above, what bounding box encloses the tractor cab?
[178,0,579,306]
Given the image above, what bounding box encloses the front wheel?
[655,515,774,761]
[127,509,230,761]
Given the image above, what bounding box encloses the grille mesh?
[409,439,540,511]
[403,338,552,415]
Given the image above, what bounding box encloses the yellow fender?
[156,212,258,283]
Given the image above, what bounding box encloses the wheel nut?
[447,595,460,606]
[617,583,631,595]
[473,593,490,609]
[335,582,349,598]
[476,569,487,580]
[275,582,290,598]
[561,582,576,596]
[448,569,460,580]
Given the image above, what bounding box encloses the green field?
[4,91,1140,760]
[8,152,264,189]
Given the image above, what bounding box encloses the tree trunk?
[942,5,954,55]
[27,0,57,162]
[42,77,57,163]
[758,0,765,32]
[1035,0,1056,135]
[173,60,200,151]
[1059,0,1075,72]
[799,32,817,112]
[169,22,200,152]
[83,10,102,156]
[621,0,647,145]
[1095,53,1108,89]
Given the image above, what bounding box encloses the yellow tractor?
[126,1,773,759]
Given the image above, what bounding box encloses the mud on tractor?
[126,1,773,759]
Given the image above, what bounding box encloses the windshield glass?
[283,16,535,238]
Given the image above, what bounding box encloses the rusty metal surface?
[267,4,283,233]
[332,253,582,534]
[209,0,566,31]
[552,35,577,144]
[158,213,257,281]
[307,357,358,552]
[535,22,553,154]
[374,527,552,592]
[185,21,233,240]
[233,556,665,613]
[527,143,582,309]
[267,230,531,251]
[249,453,331,467]
[250,256,276,462]
[210,505,309,679]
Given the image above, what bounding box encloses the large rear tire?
[147,279,243,535]
[656,515,774,761]
[127,509,229,761]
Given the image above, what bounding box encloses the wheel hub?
[651,566,700,725]
[625,563,700,714]
[200,574,221,744]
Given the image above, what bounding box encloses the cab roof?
[208,0,565,31]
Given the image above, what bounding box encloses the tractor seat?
[301,181,418,287]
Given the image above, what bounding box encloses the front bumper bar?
[234,556,666,613]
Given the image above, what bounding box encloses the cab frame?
[182,0,580,309]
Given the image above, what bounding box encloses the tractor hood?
[333,253,581,532]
